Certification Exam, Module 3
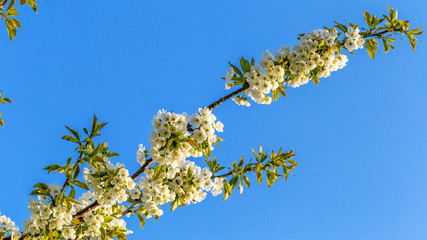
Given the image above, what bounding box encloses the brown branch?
[213,171,234,179]
[130,158,154,181]
[73,201,100,219]
[364,27,403,39]
[207,83,249,110]
[58,144,88,198]
[121,200,142,216]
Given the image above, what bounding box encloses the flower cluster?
[82,161,135,207]
[228,47,289,106]
[130,108,225,219]
[73,161,136,238]
[148,108,223,166]
[226,27,367,104]
[0,212,20,240]
[22,198,74,238]
[131,159,224,219]
[79,201,131,238]
[287,28,348,87]
[344,27,365,52]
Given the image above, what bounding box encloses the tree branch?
[130,158,154,181]
[73,83,250,220]
[207,83,249,110]
[364,27,403,39]
[8,25,403,240]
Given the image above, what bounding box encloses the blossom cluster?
[287,28,349,87]
[227,47,288,106]
[226,27,366,105]
[148,108,224,167]
[19,158,135,240]
[0,212,20,240]
[18,108,226,239]
[131,108,225,219]
[79,199,131,238]
[131,159,224,218]
[82,161,135,207]
[22,195,74,238]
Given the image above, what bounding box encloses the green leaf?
[65,197,80,205]
[103,216,113,223]
[223,182,232,200]
[228,62,243,77]
[382,39,389,53]
[183,138,198,147]
[277,86,287,98]
[61,135,79,143]
[106,151,120,157]
[266,171,276,188]
[255,164,262,184]
[240,57,251,74]
[334,21,347,32]
[42,164,62,173]
[7,18,22,29]
[171,199,179,212]
[73,164,80,180]
[5,18,17,42]
[242,175,250,188]
[405,32,417,53]
[65,126,79,141]
[237,156,244,168]
[365,39,376,59]
[72,180,89,190]
[287,159,299,167]
[410,26,423,34]
[34,182,49,190]
[363,11,372,27]
[25,0,37,13]
[251,57,255,66]
[136,213,146,228]
[239,179,243,196]
[312,74,320,85]
[229,176,239,189]
[6,0,15,12]
[69,187,76,199]
[29,189,48,196]
[100,227,106,240]
[388,5,396,21]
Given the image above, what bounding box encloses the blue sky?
[1,0,426,239]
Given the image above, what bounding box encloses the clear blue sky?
[1,0,426,239]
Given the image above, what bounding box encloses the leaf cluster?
[337,5,423,59]
[0,91,12,127]
[0,0,38,41]
[208,146,297,200]
[32,115,118,207]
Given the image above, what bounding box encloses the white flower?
[49,183,62,196]
[225,68,234,81]
[192,129,206,143]
[136,144,146,165]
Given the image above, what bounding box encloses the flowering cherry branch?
[74,81,253,219]
[1,6,423,240]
